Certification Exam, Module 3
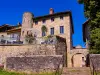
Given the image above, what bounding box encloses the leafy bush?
[25,34,35,44]
[41,25,47,32]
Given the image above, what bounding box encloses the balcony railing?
[0,37,23,45]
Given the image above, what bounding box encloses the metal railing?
[0,40,23,45]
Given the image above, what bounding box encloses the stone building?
[20,8,75,67]
[83,19,90,48]
[0,8,89,70]
[21,8,73,45]
[0,24,21,44]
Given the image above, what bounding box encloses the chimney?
[49,8,54,14]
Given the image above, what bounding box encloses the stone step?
[61,67,91,75]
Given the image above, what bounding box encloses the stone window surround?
[60,16,63,20]
[60,26,64,34]
[50,27,54,35]
[42,19,46,24]
[35,21,38,25]
[51,17,55,22]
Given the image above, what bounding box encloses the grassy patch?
[68,69,81,72]
[95,72,100,75]
[0,69,55,75]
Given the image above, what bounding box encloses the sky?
[0,0,87,47]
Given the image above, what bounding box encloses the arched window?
[22,31,24,35]
[1,35,4,38]
[42,31,46,37]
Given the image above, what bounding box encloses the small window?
[1,35,4,39]
[42,32,46,37]
[82,57,85,62]
[17,35,20,40]
[1,35,4,38]
[60,16,63,20]
[12,34,15,38]
[60,26,64,34]
[34,32,37,37]
[35,21,38,25]
[22,31,24,35]
[42,19,46,24]
[51,17,54,22]
[50,27,54,35]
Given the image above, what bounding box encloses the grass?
[69,69,81,72]
[0,69,55,75]
[95,72,100,75]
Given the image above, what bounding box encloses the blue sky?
[0,0,87,47]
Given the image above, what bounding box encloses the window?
[1,35,4,38]
[51,17,54,22]
[12,34,15,38]
[34,32,37,37]
[42,19,46,24]
[42,32,46,37]
[22,31,24,35]
[50,27,54,35]
[17,34,20,40]
[35,21,38,25]
[1,35,4,40]
[60,26,64,34]
[60,16,63,20]
[82,57,85,62]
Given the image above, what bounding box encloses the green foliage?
[0,69,26,75]
[78,0,84,4]
[47,35,54,38]
[0,69,55,75]
[78,0,100,53]
[41,25,47,32]
[25,34,35,44]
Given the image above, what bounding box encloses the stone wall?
[5,55,63,73]
[0,45,56,64]
[55,42,67,66]
[0,43,66,64]
[90,54,100,71]
[70,48,88,57]
[0,39,67,72]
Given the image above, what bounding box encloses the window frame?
[60,16,63,20]
[42,19,46,24]
[42,31,46,37]
[50,27,54,35]
[35,21,38,25]
[60,26,64,34]
[51,17,54,22]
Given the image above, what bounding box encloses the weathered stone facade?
[0,44,65,63]
[89,54,100,71]
[2,43,66,72]
[21,12,33,42]
[20,9,74,68]
[5,55,63,73]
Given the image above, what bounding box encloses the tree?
[78,0,84,4]
[78,0,100,53]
